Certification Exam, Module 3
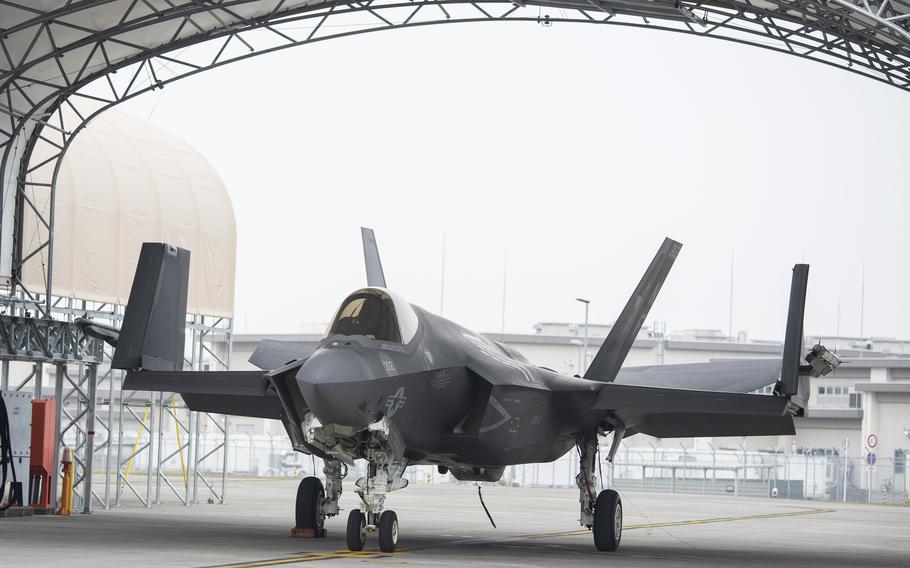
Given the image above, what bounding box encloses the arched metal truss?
[1,0,909,311]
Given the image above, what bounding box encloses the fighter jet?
[104,229,840,553]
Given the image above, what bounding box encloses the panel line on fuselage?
[462,333,535,383]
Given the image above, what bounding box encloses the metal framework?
[0,0,909,308]
[1,299,232,513]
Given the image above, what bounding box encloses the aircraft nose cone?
[296,347,379,428]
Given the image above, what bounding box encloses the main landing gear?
[292,459,344,538]
[577,432,623,552]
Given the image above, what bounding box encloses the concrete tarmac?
[1,478,908,567]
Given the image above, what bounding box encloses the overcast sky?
[118,22,910,341]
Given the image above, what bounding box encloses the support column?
[155,392,165,505]
[184,410,195,506]
[51,363,64,509]
[103,369,114,509]
[114,381,125,508]
[145,392,157,508]
[81,364,97,514]
[35,361,43,397]
[221,414,229,504]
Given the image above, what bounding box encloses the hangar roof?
[1,0,909,112]
[22,107,236,317]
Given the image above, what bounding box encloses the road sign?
[867,433,878,448]
[866,452,877,466]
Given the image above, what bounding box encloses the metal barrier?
[96,437,910,506]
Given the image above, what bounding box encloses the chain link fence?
[97,433,910,506]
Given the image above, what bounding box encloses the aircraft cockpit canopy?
[326,288,419,344]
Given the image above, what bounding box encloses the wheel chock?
[291,527,326,538]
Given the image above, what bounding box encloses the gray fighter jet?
[104,229,840,553]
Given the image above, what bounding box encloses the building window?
[896,450,907,474]
[816,385,861,409]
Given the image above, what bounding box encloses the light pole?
[576,298,590,373]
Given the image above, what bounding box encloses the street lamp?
[576,298,590,373]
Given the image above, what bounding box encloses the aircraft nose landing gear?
[346,508,399,553]
[378,510,399,553]
[345,444,405,553]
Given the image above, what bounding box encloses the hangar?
[2,106,235,512]
[1,0,909,562]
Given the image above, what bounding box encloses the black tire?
[378,510,399,553]
[593,489,622,552]
[346,509,367,551]
[295,476,325,532]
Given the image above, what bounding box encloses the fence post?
[904,454,909,504]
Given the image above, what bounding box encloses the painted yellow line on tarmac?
[515,507,834,540]
[200,508,832,566]
[198,549,409,568]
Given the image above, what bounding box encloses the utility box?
[30,398,56,508]
[1,390,32,506]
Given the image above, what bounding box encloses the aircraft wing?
[613,359,781,393]
[122,370,283,419]
[249,339,315,370]
[593,382,794,438]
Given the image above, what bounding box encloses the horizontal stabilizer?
[594,382,794,438]
[584,238,682,383]
[614,360,781,393]
[123,370,281,419]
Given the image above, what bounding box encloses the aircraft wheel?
[295,476,325,536]
[346,509,366,551]
[378,510,399,553]
[593,489,622,552]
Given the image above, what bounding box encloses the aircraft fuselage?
[293,301,603,472]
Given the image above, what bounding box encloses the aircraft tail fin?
[361,227,387,288]
[111,243,190,372]
[583,238,682,383]
[776,262,845,412]
[778,264,808,397]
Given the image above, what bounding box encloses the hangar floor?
[1,479,907,567]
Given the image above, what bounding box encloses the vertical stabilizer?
[361,227,387,288]
[584,238,682,382]
[111,243,190,372]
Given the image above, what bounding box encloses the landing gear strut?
[577,432,623,552]
[345,421,406,553]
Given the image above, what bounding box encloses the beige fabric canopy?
[22,108,236,318]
